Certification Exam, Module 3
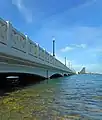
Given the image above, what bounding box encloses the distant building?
[78,67,86,74]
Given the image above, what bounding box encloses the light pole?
[52,36,55,57]
[65,57,66,66]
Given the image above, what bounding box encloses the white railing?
[0,18,7,45]
[0,18,74,73]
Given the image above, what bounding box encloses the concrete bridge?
[0,17,75,79]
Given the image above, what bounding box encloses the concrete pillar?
[6,21,12,48]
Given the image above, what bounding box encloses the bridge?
[0,17,75,79]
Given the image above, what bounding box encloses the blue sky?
[0,0,102,73]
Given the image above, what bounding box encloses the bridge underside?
[0,53,72,79]
[0,62,70,79]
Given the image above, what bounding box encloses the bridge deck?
[0,17,75,78]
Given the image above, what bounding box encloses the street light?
[65,57,66,66]
[52,36,55,57]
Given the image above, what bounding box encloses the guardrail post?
[6,21,12,47]
[25,35,29,54]
[37,44,39,58]
[43,48,46,63]
[53,56,55,66]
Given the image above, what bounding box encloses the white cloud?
[12,0,33,23]
[71,44,87,48]
[60,44,87,52]
[60,46,74,52]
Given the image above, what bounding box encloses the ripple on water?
[0,74,102,120]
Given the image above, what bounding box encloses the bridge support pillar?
[46,70,48,79]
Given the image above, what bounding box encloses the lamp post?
[52,36,55,57]
[65,57,66,66]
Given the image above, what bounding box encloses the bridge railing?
[11,27,27,53]
[0,18,74,73]
[0,18,7,45]
[27,38,38,57]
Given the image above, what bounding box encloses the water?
[0,74,102,120]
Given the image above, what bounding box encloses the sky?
[0,0,102,73]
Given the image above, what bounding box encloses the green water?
[0,74,102,120]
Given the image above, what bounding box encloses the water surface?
[0,74,102,120]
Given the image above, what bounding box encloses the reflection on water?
[0,74,102,120]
